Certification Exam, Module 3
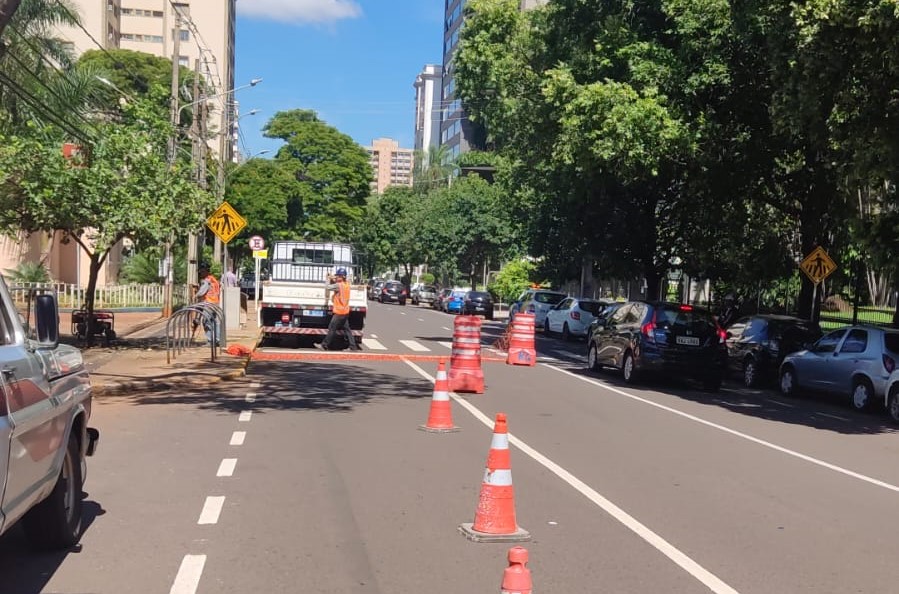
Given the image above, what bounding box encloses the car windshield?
[655,305,717,335]
[423,286,436,292]
[578,300,602,315]
[885,332,899,354]
[468,292,491,299]
[535,292,565,304]
[451,290,468,298]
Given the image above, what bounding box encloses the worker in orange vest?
[195,262,221,345]
[317,267,360,351]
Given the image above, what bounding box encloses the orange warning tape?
[251,352,507,363]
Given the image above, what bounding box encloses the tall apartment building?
[413,64,443,156]
[439,0,548,160]
[366,138,414,195]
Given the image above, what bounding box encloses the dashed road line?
[217,458,237,477]
[170,554,206,594]
[418,318,425,322]
[370,334,379,339]
[198,496,225,525]
[817,412,850,422]
[230,431,246,446]
[362,338,388,350]
[399,339,430,352]
[245,392,256,403]
[767,399,797,408]
[442,326,451,331]
[238,411,252,422]
[250,382,260,389]
[438,341,453,349]
[403,358,741,594]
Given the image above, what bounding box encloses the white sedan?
[544,298,607,341]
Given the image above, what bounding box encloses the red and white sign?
[248,235,265,250]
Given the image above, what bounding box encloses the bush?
[4,261,50,284]
[488,260,535,303]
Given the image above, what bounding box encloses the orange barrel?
[506,313,536,367]
[449,315,485,394]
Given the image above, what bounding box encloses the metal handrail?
[165,303,226,364]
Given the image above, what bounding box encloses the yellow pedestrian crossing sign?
[206,201,246,244]
[799,247,837,285]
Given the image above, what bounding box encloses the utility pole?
[187,58,204,293]
[163,8,183,318]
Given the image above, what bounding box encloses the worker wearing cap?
[195,263,221,345]
[318,267,360,351]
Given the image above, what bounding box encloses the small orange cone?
[501,547,533,594]
[419,360,460,433]
[459,413,530,542]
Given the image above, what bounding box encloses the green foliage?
[488,259,535,303]
[3,260,50,284]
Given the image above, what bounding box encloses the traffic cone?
[419,360,460,433]
[501,547,533,594]
[459,413,530,543]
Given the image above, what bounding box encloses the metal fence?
[8,282,191,310]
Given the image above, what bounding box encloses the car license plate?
[676,336,700,346]
[305,310,324,318]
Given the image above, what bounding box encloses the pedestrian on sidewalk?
[223,266,239,288]
[195,263,222,345]
[317,267,360,351]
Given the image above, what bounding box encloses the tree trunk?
[83,252,106,347]
[0,0,23,39]
[644,270,664,302]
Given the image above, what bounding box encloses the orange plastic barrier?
[501,547,533,594]
[448,315,485,394]
[506,313,536,367]
[419,360,459,433]
[459,413,530,543]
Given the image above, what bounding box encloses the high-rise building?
[366,138,415,195]
[439,0,548,160]
[413,64,443,156]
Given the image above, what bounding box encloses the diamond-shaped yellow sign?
[206,201,246,244]
[799,246,837,285]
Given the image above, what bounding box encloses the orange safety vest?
[332,281,350,315]
[203,274,221,304]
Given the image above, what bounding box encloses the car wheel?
[888,387,899,423]
[850,378,874,411]
[543,319,551,335]
[587,344,601,371]
[780,366,798,397]
[622,351,638,384]
[562,323,572,342]
[22,434,83,550]
[743,358,758,388]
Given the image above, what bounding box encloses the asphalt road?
[4,300,899,593]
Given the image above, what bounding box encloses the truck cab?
[0,279,98,549]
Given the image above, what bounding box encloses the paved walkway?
[79,307,261,397]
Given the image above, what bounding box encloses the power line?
[0,70,93,142]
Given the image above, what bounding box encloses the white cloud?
[238,0,362,25]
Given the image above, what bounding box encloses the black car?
[587,301,727,391]
[378,280,407,305]
[463,291,494,319]
[725,315,822,387]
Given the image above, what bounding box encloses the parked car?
[435,288,453,311]
[463,291,494,319]
[239,272,265,300]
[377,280,408,305]
[587,301,727,391]
[515,289,567,327]
[412,285,437,306]
[885,369,899,422]
[725,315,822,387]
[544,298,608,340]
[445,289,468,314]
[368,280,386,300]
[779,325,899,411]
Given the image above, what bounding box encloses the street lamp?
[178,78,263,117]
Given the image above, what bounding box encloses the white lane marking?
[438,341,453,349]
[217,458,237,477]
[818,412,850,422]
[400,312,407,316]
[198,496,225,525]
[545,363,899,495]
[418,318,425,322]
[250,382,261,389]
[403,359,740,594]
[362,338,388,351]
[399,340,430,352]
[230,431,246,446]
[370,334,379,339]
[238,411,252,422]
[767,399,797,408]
[442,326,451,331]
[170,554,206,594]
[245,392,257,403]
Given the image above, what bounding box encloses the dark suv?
[725,315,822,387]
[587,301,727,391]
[378,281,407,305]
[463,291,494,319]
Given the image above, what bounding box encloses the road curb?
[92,355,252,397]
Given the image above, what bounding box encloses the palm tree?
[413,144,457,192]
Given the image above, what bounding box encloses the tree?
[262,109,372,241]
[412,144,455,191]
[488,259,534,303]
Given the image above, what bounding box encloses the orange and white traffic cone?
[419,360,460,433]
[501,547,533,594]
[459,413,530,542]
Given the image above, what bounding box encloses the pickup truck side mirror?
[34,294,59,348]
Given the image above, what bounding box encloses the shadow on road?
[0,497,106,594]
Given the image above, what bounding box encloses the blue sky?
[233,0,444,157]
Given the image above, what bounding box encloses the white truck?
[259,241,367,343]
[0,279,99,549]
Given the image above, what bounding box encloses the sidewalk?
[80,306,261,397]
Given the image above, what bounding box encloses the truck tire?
[22,434,83,550]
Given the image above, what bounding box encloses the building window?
[179,29,189,41]
[178,56,189,66]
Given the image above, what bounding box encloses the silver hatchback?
[779,325,899,411]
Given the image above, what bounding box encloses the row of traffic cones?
[420,359,533,591]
